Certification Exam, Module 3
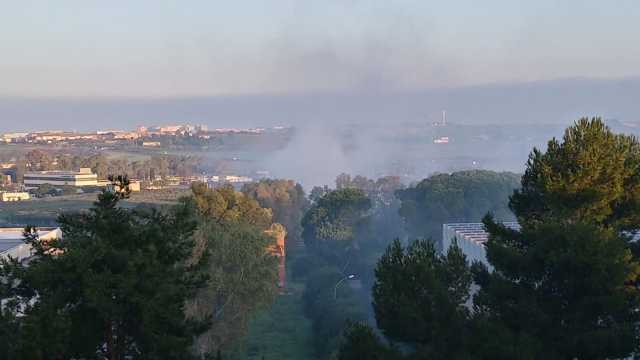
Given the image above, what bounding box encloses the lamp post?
[334,274,356,300]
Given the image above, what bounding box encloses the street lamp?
[334,274,356,300]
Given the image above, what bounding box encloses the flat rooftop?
[0,239,23,253]
[0,228,59,249]
[444,222,520,245]
[445,222,640,244]
[24,170,94,175]
[0,228,57,236]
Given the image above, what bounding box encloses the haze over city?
[2,2,640,360]
[0,1,638,128]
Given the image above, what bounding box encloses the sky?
[1,0,639,97]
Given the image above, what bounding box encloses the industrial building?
[0,227,62,262]
[23,168,98,187]
[0,192,30,202]
[442,222,520,267]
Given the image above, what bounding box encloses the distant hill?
[1,77,638,132]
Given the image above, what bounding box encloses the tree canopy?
[336,174,405,245]
[242,179,309,252]
[185,183,279,355]
[471,218,640,360]
[373,239,473,360]
[396,170,519,249]
[302,188,372,246]
[0,182,282,359]
[339,118,640,360]
[0,189,209,360]
[337,322,400,360]
[511,117,640,231]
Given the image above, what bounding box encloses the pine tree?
[3,188,210,359]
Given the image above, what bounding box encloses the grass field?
[0,197,95,226]
[230,283,316,360]
[0,188,190,227]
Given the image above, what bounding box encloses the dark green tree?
[185,183,279,355]
[474,217,640,360]
[342,117,640,360]
[335,174,405,246]
[309,185,331,203]
[2,188,209,359]
[396,170,519,250]
[301,267,368,358]
[372,239,473,360]
[302,188,371,246]
[337,322,400,360]
[511,117,640,231]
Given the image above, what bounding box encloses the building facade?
[0,192,30,202]
[442,222,520,267]
[24,168,98,187]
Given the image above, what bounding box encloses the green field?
[0,189,190,227]
[0,197,94,227]
[230,283,316,360]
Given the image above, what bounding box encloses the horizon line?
[1,75,638,101]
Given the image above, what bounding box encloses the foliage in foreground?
[1,189,209,360]
[396,170,519,250]
[185,183,280,356]
[0,182,281,359]
[339,118,640,360]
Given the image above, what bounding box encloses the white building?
[0,192,30,202]
[442,222,520,267]
[223,175,253,183]
[0,227,62,262]
[24,168,98,187]
[0,133,28,143]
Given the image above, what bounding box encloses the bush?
[301,265,368,359]
[289,254,329,281]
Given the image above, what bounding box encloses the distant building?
[433,136,450,144]
[0,192,30,202]
[442,222,520,267]
[255,170,270,178]
[24,168,98,187]
[142,141,162,147]
[159,125,182,133]
[27,131,99,143]
[223,175,253,183]
[112,131,140,140]
[0,173,11,186]
[0,133,28,143]
[127,180,141,192]
[100,179,141,193]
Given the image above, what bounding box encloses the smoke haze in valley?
[2,77,639,187]
[1,77,639,132]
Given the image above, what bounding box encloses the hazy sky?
[2,0,639,97]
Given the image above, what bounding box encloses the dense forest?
[2,118,640,359]
[337,118,640,360]
[1,149,199,182]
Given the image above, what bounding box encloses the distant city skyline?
[2,1,639,97]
